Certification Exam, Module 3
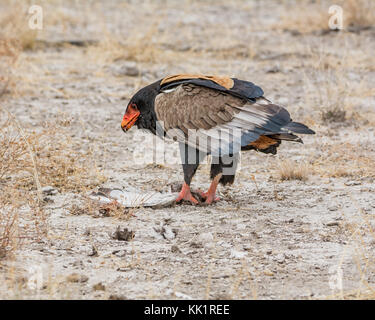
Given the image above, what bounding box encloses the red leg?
[176,182,199,205]
[199,174,222,204]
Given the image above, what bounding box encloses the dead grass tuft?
[0,185,48,260]
[320,103,347,124]
[278,159,310,182]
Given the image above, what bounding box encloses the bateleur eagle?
[121,74,315,205]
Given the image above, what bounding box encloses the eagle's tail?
[281,121,315,135]
[267,121,315,144]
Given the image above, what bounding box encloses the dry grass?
[0,115,106,259]
[0,184,48,260]
[314,71,349,124]
[312,141,375,179]
[85,0,261,68]
[0,109,106,259]
[0,110,106,193]
[0,2,108,259]
[0,193,19,259]
[326,203,375,300]
[300,36,375,125]
[86,28,167,66]
[0,2,38,98]
[344,0,375,29]
[276,1,328,34]
[278,159,310,182]
[0,38,20,99]
[0,3,38,50]
[276,0,375,34]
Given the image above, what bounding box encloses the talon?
[198,190,220,203]
[176,182,199,205]
[205,195,220,204]
[197,173,222,205]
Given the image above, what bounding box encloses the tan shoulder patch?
[249,136,279,150]
[161,74,234,90]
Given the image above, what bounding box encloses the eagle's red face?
[121,103,140,132]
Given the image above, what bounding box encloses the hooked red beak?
[121,104,140,132]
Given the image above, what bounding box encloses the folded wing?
[155,82,313,156]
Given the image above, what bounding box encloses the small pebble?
[345,181,361,186]
[199,232,214,242]
[326,221,340,227]
[93,282,106,291]
[42,186,58,196]
[66,273,89,283]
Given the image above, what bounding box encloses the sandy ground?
[1,0,375,299]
